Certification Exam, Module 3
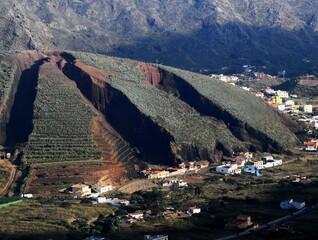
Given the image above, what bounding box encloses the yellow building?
[272,96,282,105]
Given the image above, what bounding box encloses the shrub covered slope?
[71,52,298,162]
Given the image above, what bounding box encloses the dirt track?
[0,161,16,196]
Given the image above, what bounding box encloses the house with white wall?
[72,184,91,197]
[188,207,201,214]
[94,184,112,194]
[216,164,241,175]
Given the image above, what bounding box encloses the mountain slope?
[0,0,317,75]
[0,50,300,165]
[0,50,301,195]
[62,51,300,161]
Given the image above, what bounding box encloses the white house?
[216,164,241,175]
[276,90,289,98]
[188,207,201,214]
[128,212,144,219]
[105,198,130,207]
[92,197,107,203]
[277,105,286,111]
[162,178,188,187]
[218,75,229,82]
[302,105,313,113]
[72,184,91,197]
[285,100,295,106]
[94,184,112,194]
[305,146,317,151]
[21,193,33,198]
[177,180,188,187]
[162,178,179,187]
[245,160,264,169]
[280,199,306,210]
[263,159,282,168]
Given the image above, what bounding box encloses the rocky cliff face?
[0,0,317,75]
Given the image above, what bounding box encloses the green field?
[160,65,299,149]
[0,199,115,240]
[73,52,243,153]
[23,75,101,163]
[0,55,16,106]
[114,82,242,149]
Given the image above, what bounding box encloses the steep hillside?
[0,51,141,196]
[0,51,300,183]
[61,51,299,160]
[0,0,317,75]
[23,60,101,163]
[156,66,300,151]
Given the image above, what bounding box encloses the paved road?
[217,204,318,240]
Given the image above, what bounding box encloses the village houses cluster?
[254,87,313,114]
[71,183,113,198]
[241,86,318,132]
[140,160,209,179]
[215,152,283,176]
[209,72,315,119]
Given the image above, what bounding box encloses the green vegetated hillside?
[69,52,298,162]
[114,81,242,151]
[73,53,242,150]
[0,54,16,106]
[158,66,299,150]
[23,63,101,164]
[0,50,301,165]
[0,53,18,144]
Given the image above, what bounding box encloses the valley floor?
[0,151,317,239]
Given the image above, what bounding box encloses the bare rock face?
[0,1,318,74]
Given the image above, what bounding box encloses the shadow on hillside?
[5,58,48,147]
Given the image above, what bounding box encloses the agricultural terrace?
[71,52,243,151]
[112,81,243,150]
[23,75,101,163]
[71,52,145,83]
[159,66,299,149]
[0,56,16,106]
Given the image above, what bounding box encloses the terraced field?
[0,56,16,106]
[158,65,299,149]
[20,62,138,196]
[0,50,301,197]
[23,71,101,164]
[62,51,300,162]
[113,81,242,150]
